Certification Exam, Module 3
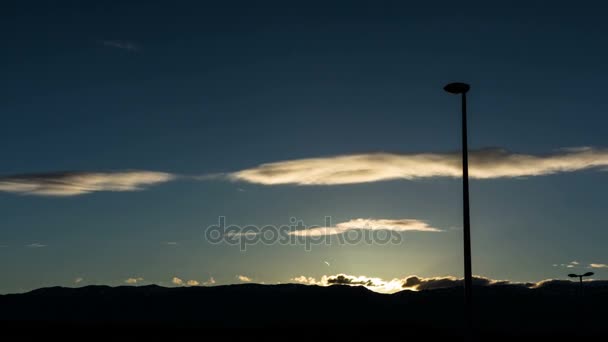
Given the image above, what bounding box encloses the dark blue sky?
[1,1,607,293]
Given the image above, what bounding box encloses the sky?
[1,0,608,293]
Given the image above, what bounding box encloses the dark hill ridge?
[1,283,608,337]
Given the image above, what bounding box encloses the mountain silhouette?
[1,282,607,338]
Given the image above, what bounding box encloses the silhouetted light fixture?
[444,82,473,331]
[569,272,594,289]
[444,82,471,95]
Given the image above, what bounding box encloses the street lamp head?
[444,82,470,94]
[583,272,594,277]
[568,274,578,278]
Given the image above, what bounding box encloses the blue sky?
[1,1,607,293]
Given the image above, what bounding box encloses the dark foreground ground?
[1,282,607,339]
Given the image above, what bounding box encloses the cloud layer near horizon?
[0,171,175,196]
[230,147,608,185]
[289,218,441,236]
[291,274,517,293]
[290,273,605,294]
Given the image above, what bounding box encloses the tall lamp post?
[444,82,473,332]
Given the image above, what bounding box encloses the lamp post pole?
[444,82,473,334]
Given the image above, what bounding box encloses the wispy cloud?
[237,275,252,282]
[74,277,84,284]
[225,231,259,238]
[26,243,46,248]
[165,241,179,246]
[554,261,585,269]
[125,277,144,284]
[230,147,608,185]
[554,261,608,269]
[0,171,175,197]
[289,218,441,236]
[102,40,139,51]
[203,277,216,286]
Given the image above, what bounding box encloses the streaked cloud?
[26,243,46,248]
[225,231,259,237]
[74,277,84,284]
[6,146,605,198]
[6,147,606,198]
[237,275,252,282]
[554,261,582,269]
[102,40,139,51]
[289,218,441,236]
[230,147,608,185]
[555,261,608,269]
[0,171,175,196]
[125,277,144,284]
[165,241,179,246]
